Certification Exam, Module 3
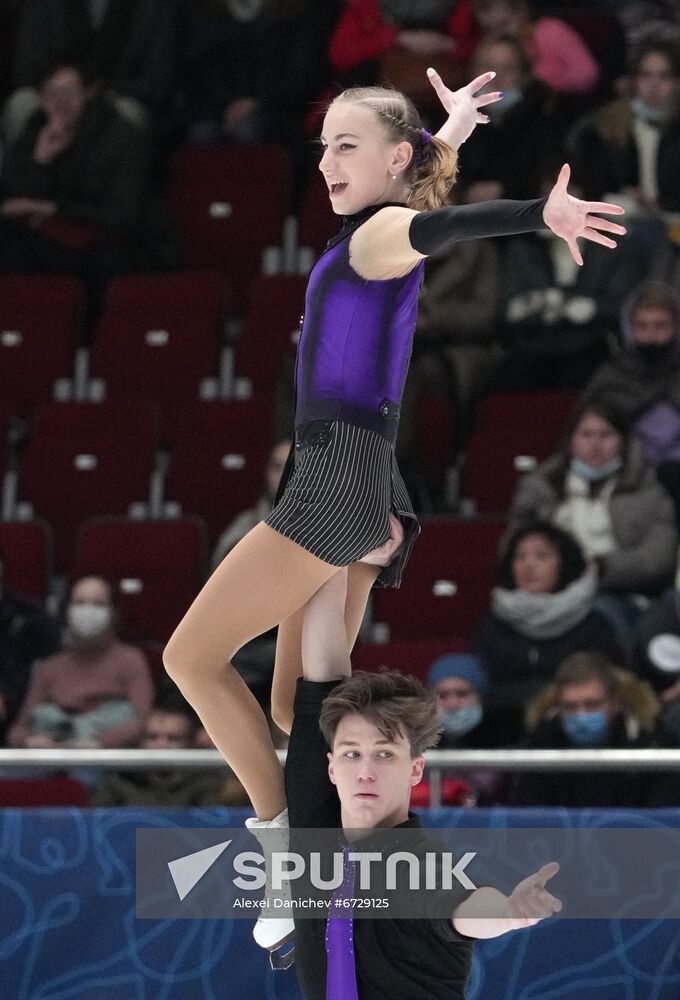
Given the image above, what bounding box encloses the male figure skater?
[283,568,561,998]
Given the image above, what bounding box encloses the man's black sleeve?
[285,678,342,830]
[409,198,547,255]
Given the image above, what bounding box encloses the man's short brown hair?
[319,670,442,758]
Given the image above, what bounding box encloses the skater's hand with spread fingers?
[359,514,404,567]
[543,164,626,266]
[504,862,563,927]
[428,68,502,150]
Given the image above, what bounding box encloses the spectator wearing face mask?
[7,574,152,750]
[582,281,680,518]
[568,40,680,219]
[513,652,660,807]
[412,653,511,806]
[457,35,569,204]
[508,398,677,599]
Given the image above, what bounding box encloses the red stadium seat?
[461,392,577,513]
[0,520,53,601]
[298,170,338,257]
[0,777,88,806]
[165,397,275,543]
[352,639,464,682]
[19,401,158,571]
[0,275,83,414]
[165,145,291,313]
[90,272,227,428]
[74,517,208,643]
[237,275,307,391]
[372,518,505,643]
[412,388,456,499]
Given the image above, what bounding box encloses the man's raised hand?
[505,861,563,928]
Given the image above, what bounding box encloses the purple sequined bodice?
[295,213,425,441]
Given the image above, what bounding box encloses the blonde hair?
[328,86,458,211]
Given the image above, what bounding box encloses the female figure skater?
[163,67,625,951]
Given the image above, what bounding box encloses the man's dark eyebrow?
[336,738,397,748]
[319,132,361,142]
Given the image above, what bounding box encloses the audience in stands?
[2,8,679,812]
[90,689,240,807]
[633,568,680,706]
[508,398,677,599]
[8,0,182,135]
[568,40,680,219]
[181,0,330,151]
[328,0,478,112]
[0,56,173,318]
[471,0,600,96]
[398,194,501,456]
[458,35,569,202]
[491,153,656,392]
[470,522,621,731]
[615,2,680,67]
[0,547,61,747]
[513,652,661,807]
[415,652,511,805]
[212,439,291,570]
[7,574,152,750]
[582,281,680,516]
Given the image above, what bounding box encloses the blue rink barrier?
[1,806,679,999]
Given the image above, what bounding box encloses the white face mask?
[67,603,112,639]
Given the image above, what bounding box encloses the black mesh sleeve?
[409,198,547,255]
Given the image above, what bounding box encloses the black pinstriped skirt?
[265,420,420,588]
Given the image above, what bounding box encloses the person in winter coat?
[508,397,677,597]
[513,651,661,807]
[567,39,680,217]
[414,652,512,805]
[582,280,680,515]
[470,522,621,731]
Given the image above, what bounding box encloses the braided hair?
[328,86,458,211]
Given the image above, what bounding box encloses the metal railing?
[2,748,679,808]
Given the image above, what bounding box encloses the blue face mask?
[488,86,523,119]
[570,456,622,482]
[440,703,483,737]
[561,710,609,747]
[630,97,671,125]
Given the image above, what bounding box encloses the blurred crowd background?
[2,0,680,812]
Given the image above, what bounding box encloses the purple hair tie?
[416,128,432,166]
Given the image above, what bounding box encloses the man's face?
[328,714,424,830]
[141,711,193,750]
[631,306,675,346]
[558,679,618,722]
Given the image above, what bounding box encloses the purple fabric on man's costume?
[295,206,424,442]
[325,844,359,1000]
